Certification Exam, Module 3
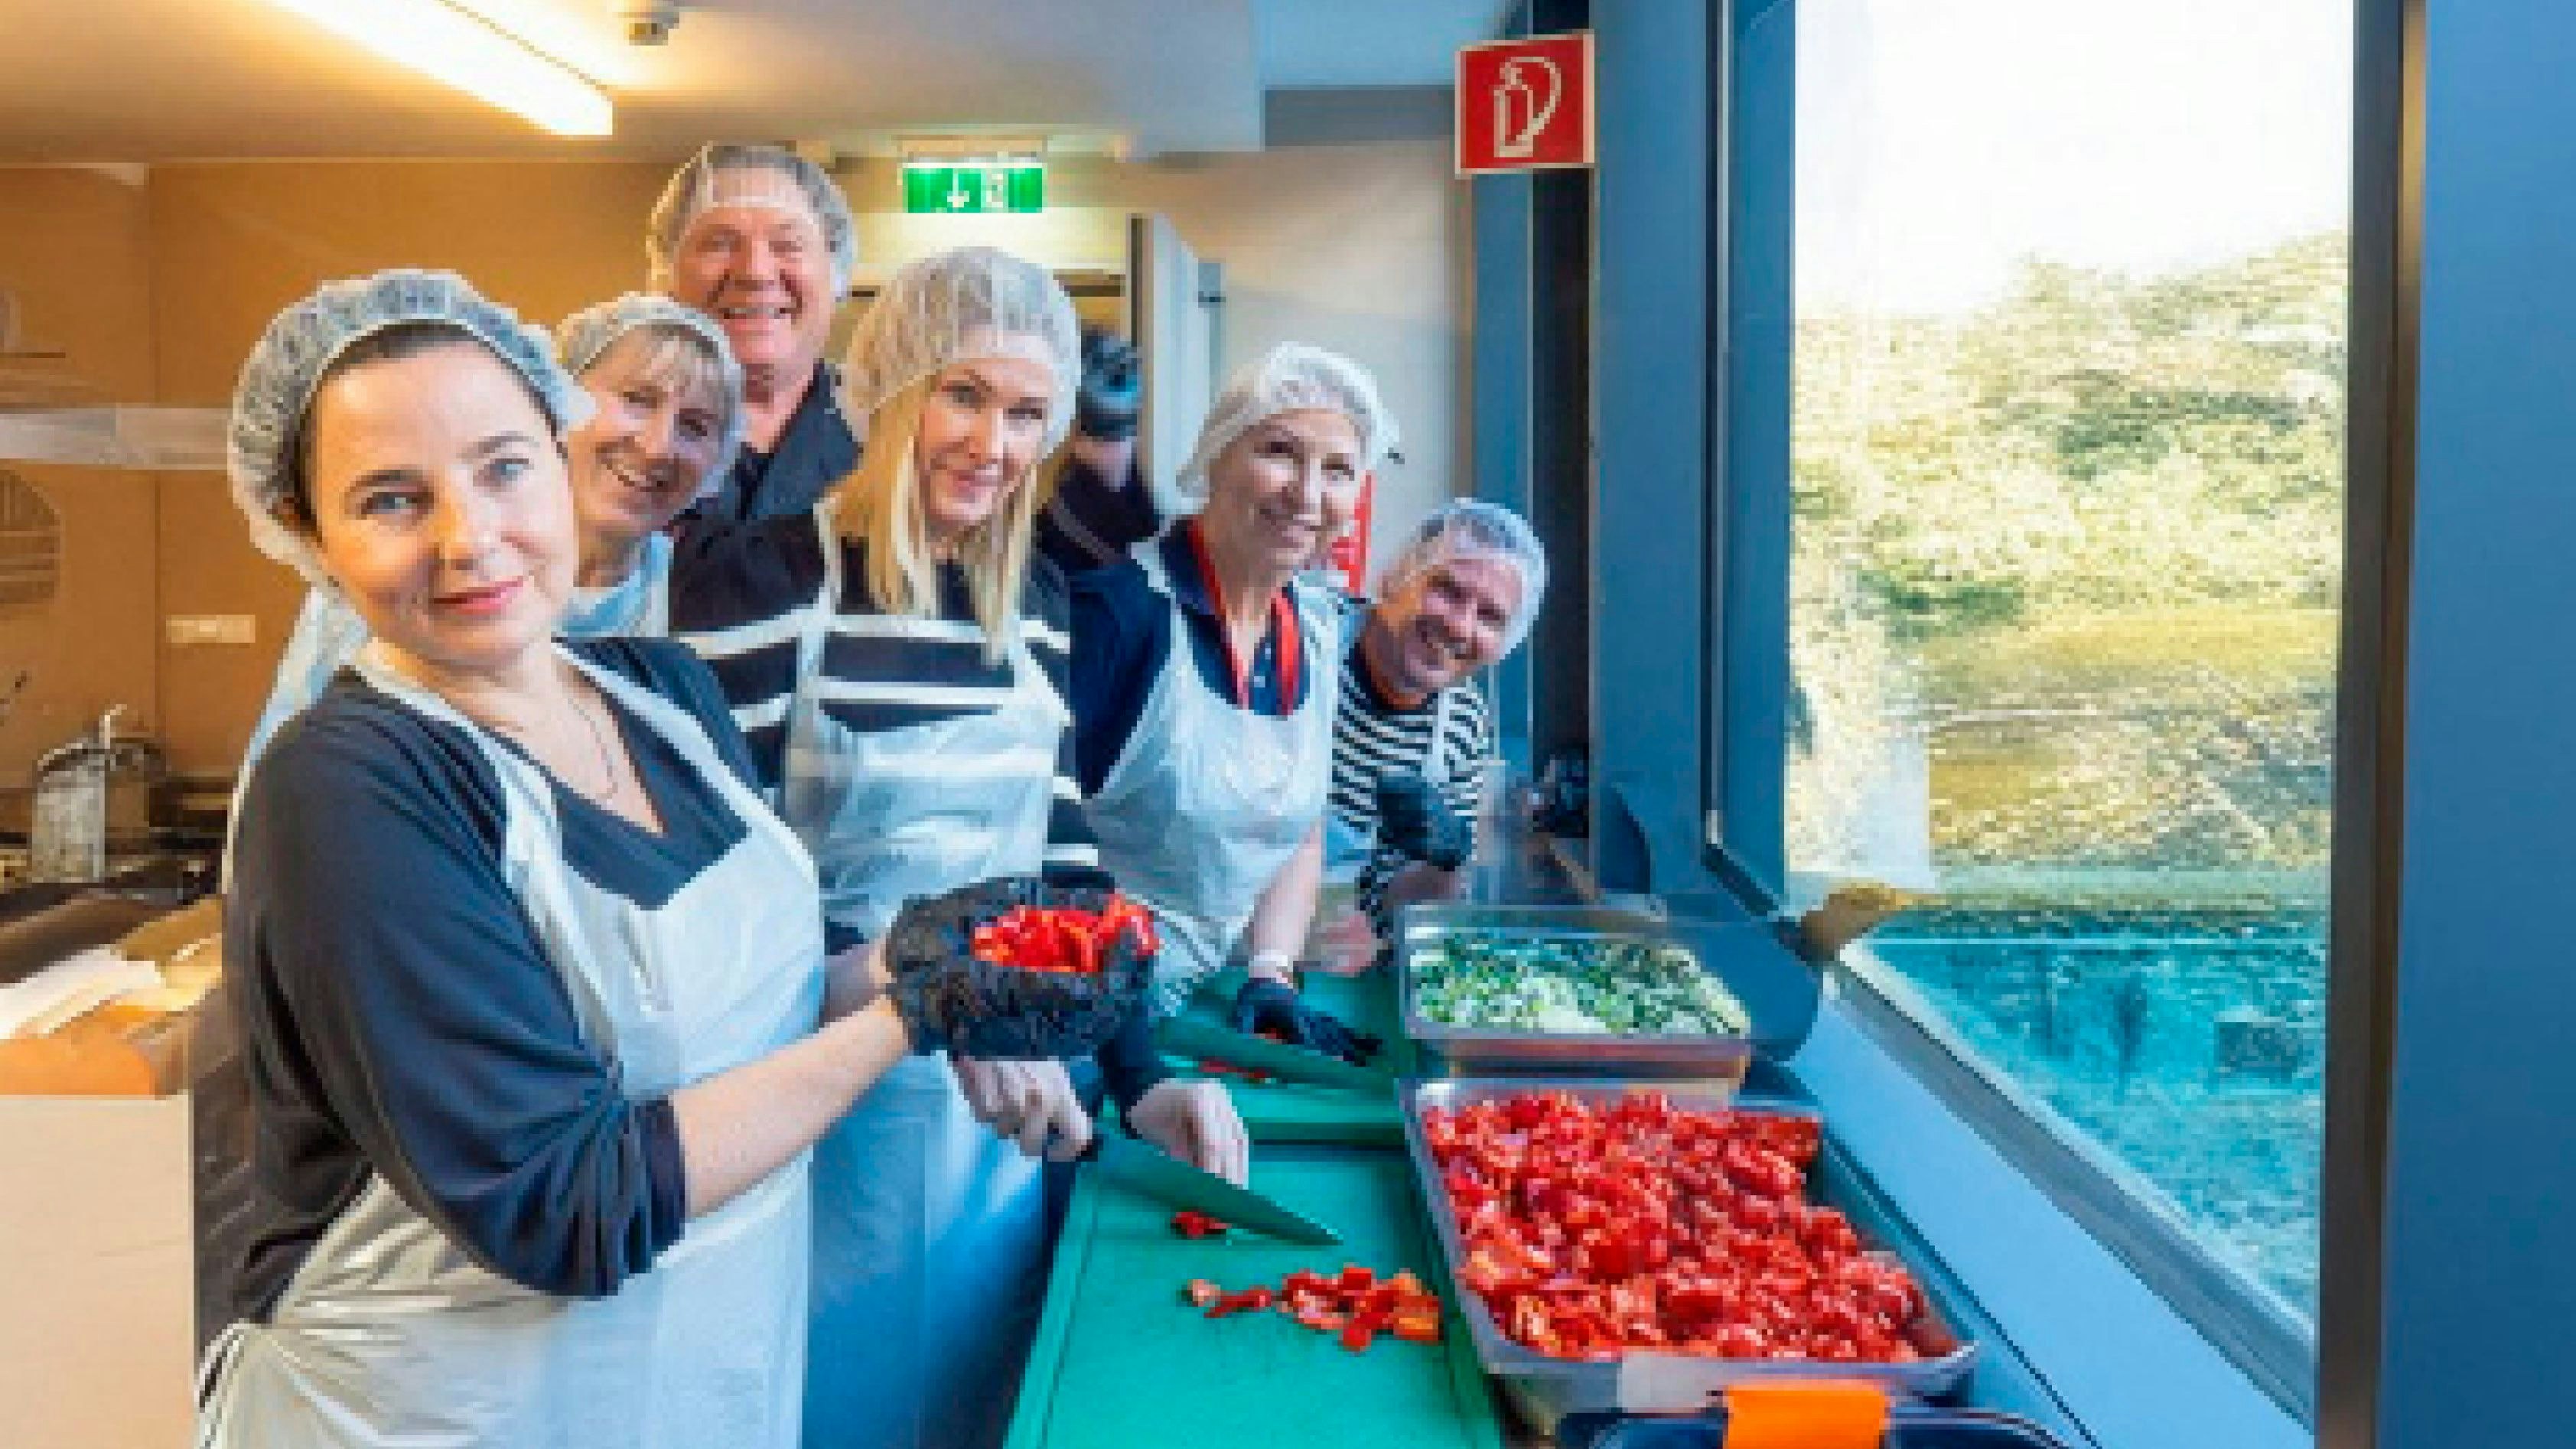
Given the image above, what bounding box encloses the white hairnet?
[837,246,1081,455]
[226,269,589,586]
[556,293,747,494]
[1175,343,1399,508]
[647,143,857,295]
[1376,498,1550,653]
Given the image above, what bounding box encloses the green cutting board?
[1006,1145,1503,1449]
[1164,969,1415,1145]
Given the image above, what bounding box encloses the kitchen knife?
[1154,1013,1394,1094]
[1077,1132,1342,1245]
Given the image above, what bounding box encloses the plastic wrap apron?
[784,500,1064,1449]
[236,536,674,803]
[1085,551,1338,1014]
[196,642,825,1449]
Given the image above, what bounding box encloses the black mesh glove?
[1376,771,1473,871]
[1229,978,1385,1065]
[1074,326,1142,443]
[884,876,1151,1060]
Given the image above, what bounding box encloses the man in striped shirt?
[1328,501,1549,939]
[1044,478,1551,945]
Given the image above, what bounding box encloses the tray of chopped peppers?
[1401,1079,1976,1426]
[970,893,1160,975]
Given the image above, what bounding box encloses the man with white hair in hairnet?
[649,144,859,526]
[1328,500,1548,944]
[651,144,1150,532]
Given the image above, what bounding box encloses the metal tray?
[1396,904,1754,1081]
[1400,1076,1979,1432]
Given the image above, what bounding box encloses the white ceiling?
[1,0,1509,164]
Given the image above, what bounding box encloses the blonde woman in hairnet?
[200,270,1130,1449]
[1068,344,1399,1061]
[667,245,1243,1449]
[236,293,746,770]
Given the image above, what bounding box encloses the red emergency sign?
[1455,32,1596,176]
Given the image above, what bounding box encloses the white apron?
[236,536,672,796]
[783,500,1064,1449]
[197,642,825,1449]
[1084,548,1338,1013]
[1322,607,1454,884]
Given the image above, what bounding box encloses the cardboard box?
[0,899,233,1447]
[0,1092,199,1447]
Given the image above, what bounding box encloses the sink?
[0,848,217,931]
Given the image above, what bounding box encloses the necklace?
[569,687,624,808]
[465,677,623,809]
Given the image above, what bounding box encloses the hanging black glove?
[884,876,1151,1060]
[1376,771,1473,871]
[1074,326,1143,443]
[1229,978,1385,1066]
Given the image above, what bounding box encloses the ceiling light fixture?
[263,0,613,137]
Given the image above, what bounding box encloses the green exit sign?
[903,163,1045,214]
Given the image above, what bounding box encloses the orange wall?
[0,168,161,790]
[146,161,671,773]
[4,133,1464,783]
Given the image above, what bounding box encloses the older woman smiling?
[1070,343,1401,1063]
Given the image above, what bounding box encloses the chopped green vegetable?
[1412,932,1750,1036]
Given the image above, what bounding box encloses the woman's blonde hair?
[832,374,1060,660]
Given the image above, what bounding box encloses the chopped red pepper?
[1181,1265,1444,1352]
[1171,1210,1230,1239]
[969,894,1161,975]
[1205,1286,1274,1318]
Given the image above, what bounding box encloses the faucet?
[28,705,164,884]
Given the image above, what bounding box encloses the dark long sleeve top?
[676,362,861,531]
[222,640,765,1324]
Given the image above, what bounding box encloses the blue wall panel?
[1714,0,1797,892]
[1473,170,1537,770]
[1588,0,1715,892]
[2380,3,2576,1444]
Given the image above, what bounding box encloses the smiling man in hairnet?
[1327,500,1548,944]
[650,145,1148,532]
[648,144,861,527]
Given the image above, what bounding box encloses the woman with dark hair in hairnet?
[197,270,1134,1449]
[237,294,746,767]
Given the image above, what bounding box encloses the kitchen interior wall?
[0,86,1468,783]
[0,168,164,806]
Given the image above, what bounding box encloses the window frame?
[1689,0,2414,1426]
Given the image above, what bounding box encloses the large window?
[1783,0,2353,1329]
